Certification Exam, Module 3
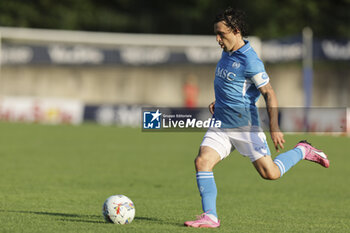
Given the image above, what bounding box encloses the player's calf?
[253,156,281,180]
[259,170,280,180]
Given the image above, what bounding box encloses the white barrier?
[348,108,350,135]
[0,97,84,125]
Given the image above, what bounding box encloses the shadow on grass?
[0,209,104,224]
[0,209,182,226]
[134,216,183,227]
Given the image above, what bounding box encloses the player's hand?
[270,130,285,152]
[208,101,215,114]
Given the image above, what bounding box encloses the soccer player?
[184,7,330,228]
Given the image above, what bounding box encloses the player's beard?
[221,44,228,51]
[221,42,232,52]
[223,46,230,52]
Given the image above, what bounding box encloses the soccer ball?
[102,195,135,224]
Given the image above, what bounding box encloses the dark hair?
[214,7,248,37]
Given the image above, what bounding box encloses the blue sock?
[274,148,303,177]
[196,172,217,218]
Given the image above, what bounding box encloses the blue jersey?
[213,40,270,128]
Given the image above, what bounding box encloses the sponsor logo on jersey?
[216,66,236,81]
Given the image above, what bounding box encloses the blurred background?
[0,0,349,132]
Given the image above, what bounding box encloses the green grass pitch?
[0,122,349,233]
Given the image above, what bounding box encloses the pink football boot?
[295,140,330,168]
[184,213,220,228]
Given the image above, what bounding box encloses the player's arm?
[209,101,215,114]
[259,83,285,152]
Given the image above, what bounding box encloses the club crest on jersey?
[232,61,240,69]
[216,67,236,81]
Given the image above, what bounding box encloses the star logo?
[150,109,162,122]
[143,109,162,129]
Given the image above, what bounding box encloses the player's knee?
[195,156,212,170]
[194,156,204,170]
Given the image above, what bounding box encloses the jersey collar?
[228,40,251,56]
